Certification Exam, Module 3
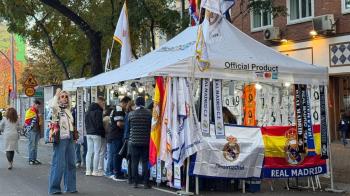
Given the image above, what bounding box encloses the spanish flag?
[262,125,327,178]
[114,2,132,66]
[25,107,38,125]
[149,77,165,166]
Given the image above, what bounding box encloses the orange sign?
[24,74,38,87]
[25,87,35,97]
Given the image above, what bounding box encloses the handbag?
[45,121,60,144]
[118,140,128,158]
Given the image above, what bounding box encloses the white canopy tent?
[76,18,328,87]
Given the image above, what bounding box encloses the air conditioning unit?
[263,27,281,41]
[312,14,336,34]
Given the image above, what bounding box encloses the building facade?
[231,0,350,140]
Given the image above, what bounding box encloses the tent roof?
[76,19,328,87]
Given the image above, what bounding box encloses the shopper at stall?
[128,96,152,188]
[103,106,113,177]
[85,96,105,176]
[123,101,135,184]
[0,108,21,170]
[24,99,42,165]
[48,89,77,195]
[108,105,126,181]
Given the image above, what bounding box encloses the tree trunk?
[90,33,103,75]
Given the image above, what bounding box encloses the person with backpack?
[48,89,77,195]
[0,108,21,170]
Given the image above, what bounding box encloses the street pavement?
[0,136,348,196]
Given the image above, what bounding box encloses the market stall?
[75,15,329,194]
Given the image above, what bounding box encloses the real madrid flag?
[114,2,132,66]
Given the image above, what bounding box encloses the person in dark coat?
[85,96,105,176]
[128,96,152,188]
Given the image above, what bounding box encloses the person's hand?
[55,88,62,97]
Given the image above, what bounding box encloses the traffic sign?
[25,87,35,97]
[24,74,38,87]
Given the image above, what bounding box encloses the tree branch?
[40,0,99,40]
[140,0,155,50]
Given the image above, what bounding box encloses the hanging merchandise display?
[303,86,316,156]
[201,78,211,136]
[76,88,85,144]
[213,80,225,138]
[193,125,264,178]
[243,84,257,126]
[319,85,329,159]
[311,86,321,124]
[294,84,305,153]
[262,125,327,178]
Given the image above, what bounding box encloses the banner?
[243,84,256,126]
[76,88,85,144]
[294,85,305,153]
[213,80,225,138]
[149,76,165,166]
[201,78,210,136]
[193,125,264,178]
[262,125,327,178]
[319,86,329,159]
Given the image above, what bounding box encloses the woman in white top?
[0,108,21,170]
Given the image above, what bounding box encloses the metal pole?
[10,33,16,108]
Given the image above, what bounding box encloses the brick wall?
[230,0,350,45]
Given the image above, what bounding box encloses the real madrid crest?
[285,128,305,165]
[223,136,240,162]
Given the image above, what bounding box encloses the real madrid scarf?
[304,87,316,156]
[200,78,211,137]
[294,84,305,153]
[243,84,257,126]
[213,79,225,139]
[319,85,329,159]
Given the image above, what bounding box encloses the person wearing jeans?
[75,136,87,167]
[48,89,77,195]
[85,97,105,176]
[24,99,41,165]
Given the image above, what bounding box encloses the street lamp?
[0,33,17,108]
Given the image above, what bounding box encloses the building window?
[342,0,350,14]
[287,0,314,24]
[251,10,272,31]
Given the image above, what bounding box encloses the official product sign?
[193,125,264,178]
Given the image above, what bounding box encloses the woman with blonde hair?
[0,108,21,170]
[48,89,77,195]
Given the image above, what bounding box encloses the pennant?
[319,85,329,159]
[195,25,210,71]
[149,77,165,166]
[114,2,132,66]
[200,78,210,136]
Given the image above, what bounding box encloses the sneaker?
[85,171,92,176]
[92,171,103,177]
[112,175,127,182]
[34,160,42,165]
[76,163,81,168]
[29,160,35,165]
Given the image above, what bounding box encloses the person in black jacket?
[128,96,152,188]
[85,96,105,176]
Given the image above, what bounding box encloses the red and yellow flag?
[149,77,165,166]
